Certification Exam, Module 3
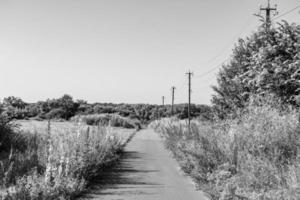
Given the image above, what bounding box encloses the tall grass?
[0,120,129,200]
[151,103,300,200]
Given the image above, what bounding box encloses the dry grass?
[151,104,300,200]
[0,120,136,200]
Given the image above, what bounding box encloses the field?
[16,120,135,144]
[0,119,136,200]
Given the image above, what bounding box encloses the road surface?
[78,129,208,200]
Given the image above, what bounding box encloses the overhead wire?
[191,5,300,82]
[192,14,257,78]
[273,5,300,20]
[172,12,258,103]
[186,5,300,101]
[193,58,229,79]
[164,4,300,105]
[195,16,254,69]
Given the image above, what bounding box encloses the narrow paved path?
[78,129,207,200]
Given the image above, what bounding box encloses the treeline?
[0,95,213,123]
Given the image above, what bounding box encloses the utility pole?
[162,96,165,106]
[260,0,277,30]
[171,86,176,115]
[186,71,193,131]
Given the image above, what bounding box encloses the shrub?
[45,108,67,119]
[110,115,135,129]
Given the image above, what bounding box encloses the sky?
[0,0,299,105]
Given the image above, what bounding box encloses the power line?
[274,5,300,20]
[193,15,256,75]
[192,2,298,80]
[189,4,300,88]
[194,59,229,79]
[189,16,257,85]
[177,77,187,92]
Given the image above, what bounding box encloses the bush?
[0,114,20,151]
[110,115,135,129]
[45,108,67,119]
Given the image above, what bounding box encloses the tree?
[212,21,300,118]
[3,96,26,109]
[55,94,78,119]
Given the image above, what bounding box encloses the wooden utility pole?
[186,71,193,130]
[171,86,176,115]
[260,0,277,29]
[162,96,165,106]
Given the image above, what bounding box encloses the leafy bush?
[152,100,300,200]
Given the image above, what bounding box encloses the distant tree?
[76,99,91,114]
[24,103,40,118]
[93,104,115,114]
[36,94,78,119]
[3,96,26,109]
[55,94,78,119]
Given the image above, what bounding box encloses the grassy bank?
[151,104,300,199]
[0,120,136,200]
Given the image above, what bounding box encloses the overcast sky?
[0,0,299,104]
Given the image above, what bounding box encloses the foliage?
[212,21,300,118]
[152,100,300,200]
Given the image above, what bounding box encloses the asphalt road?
[78,129,208,200]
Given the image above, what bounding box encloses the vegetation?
[0,116,135,199]
[151,98,300,199]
